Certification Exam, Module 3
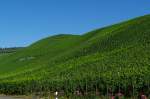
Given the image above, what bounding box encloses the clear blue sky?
[0,0,150,47]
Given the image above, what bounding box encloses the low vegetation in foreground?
[0,15,149,98]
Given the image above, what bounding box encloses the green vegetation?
[0,47,23,54]
[0,14,149,98]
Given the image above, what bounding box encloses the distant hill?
[0,14,149,97]
[0,47,23,54]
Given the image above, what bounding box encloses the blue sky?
[0,0,150,47]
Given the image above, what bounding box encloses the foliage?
[0,15,149,97]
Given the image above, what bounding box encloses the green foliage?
[0,14,149,97]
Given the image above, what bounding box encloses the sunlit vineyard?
[0,15,149,98]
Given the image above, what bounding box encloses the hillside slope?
[0,15,149,96]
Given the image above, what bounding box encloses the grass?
[0,14,149,97]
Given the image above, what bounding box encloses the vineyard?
[0,14,149,98]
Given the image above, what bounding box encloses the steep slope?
[0,14,149,96]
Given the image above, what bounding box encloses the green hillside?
[0,15,149,97]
